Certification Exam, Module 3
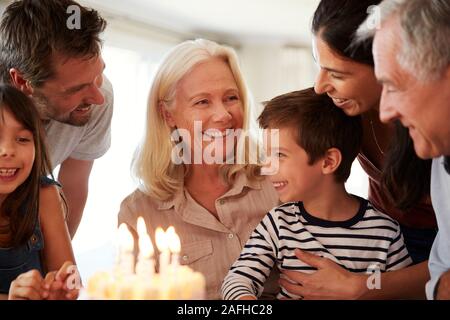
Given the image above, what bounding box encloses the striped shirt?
[221,197,412,300]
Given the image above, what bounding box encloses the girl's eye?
[17,137,32,143]
[276,152,286,158]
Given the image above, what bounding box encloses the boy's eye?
[276,152,286,158]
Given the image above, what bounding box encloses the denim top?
[0,177,60,294]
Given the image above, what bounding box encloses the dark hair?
[312,0,382,66]
[258,88,362,183]
[0,0,106,86]
[0,84,53,247]
[382,122,432,210]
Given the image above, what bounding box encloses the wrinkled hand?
[8,269,48,300]
[279,249,367,300]
[436,270,450,300]
[44,262,80,300]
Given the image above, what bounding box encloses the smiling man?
[357,0,450,299]
[0,0,114,238]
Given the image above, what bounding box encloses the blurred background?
[0,0,368,281]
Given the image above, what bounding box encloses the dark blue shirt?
[0,177,60,294]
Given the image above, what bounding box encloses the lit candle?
[166,227,181,297]
[166,226,181,267]
[155,227,170,275]
[117,223,135,276]
[135,217,155,278]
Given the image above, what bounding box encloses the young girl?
[0,85,78,300]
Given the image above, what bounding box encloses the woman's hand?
[279,249,368,300]
[8,269,49,300]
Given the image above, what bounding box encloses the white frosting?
[86,265,206,300]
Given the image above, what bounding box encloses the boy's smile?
[265,127,323,203]
[272,180,288,192]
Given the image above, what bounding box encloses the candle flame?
[137,217,147,237]
[118,223,134,252]
[139,234,154,258]
[136,217,153,258]
[155,227,168,252]
[166,226,181,253]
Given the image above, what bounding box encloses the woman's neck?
[185,163,228,193]
[184,164,231,218]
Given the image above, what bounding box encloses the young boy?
[221,88,412,300]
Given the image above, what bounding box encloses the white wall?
[238,43,317,133]
[240,44,316,104]
[0,1,6,17]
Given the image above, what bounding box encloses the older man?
[358,0,450,299]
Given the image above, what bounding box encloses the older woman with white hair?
[118,39,279,299]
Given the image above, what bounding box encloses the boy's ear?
[9,68,34,95]
[159,101,176,128]
[321,147,342,176]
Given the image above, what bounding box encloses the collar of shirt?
[156,172,263,233]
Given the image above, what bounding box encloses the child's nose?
[0,141,16,157]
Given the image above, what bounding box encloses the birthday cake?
[86,265,206,300]
[85,220,206,300]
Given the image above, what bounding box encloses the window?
[73,45,163,280]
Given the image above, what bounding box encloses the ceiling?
[80,0,321,45]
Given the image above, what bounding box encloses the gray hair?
[356,0,450,81]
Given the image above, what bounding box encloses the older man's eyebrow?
[377,77,394,85]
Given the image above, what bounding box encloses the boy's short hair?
[258,87,362,182]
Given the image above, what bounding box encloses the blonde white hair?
[133,39,260,200]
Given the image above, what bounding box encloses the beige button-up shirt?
[118,172,279,299]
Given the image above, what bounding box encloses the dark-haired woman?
[280,0,436,299]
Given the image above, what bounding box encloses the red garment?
[357,152,437,229]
